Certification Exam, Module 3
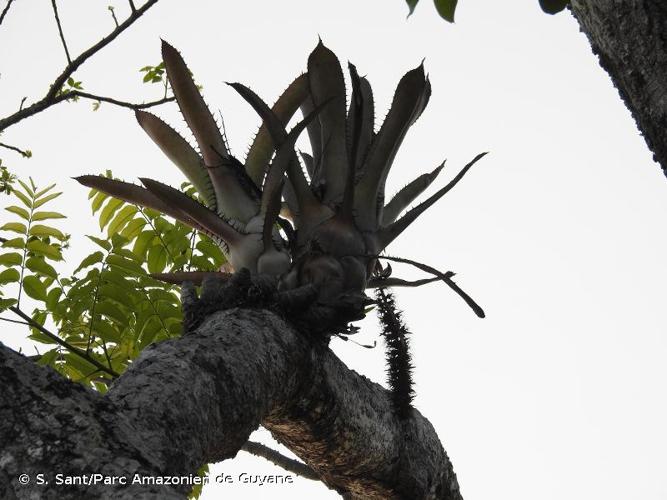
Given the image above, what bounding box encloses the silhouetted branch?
[108,6,119,28]
[9,306,119,378]
[0,142,31,158]
[50,0,72,64]
[0,0,15,26]
[67,90,175,110]
[0,0,162,133]
[241,441,320,481]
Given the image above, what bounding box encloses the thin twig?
[0,0,15,26]
[66,90,174,110]
[0,142,30,157]
[0,316,30,326]
[241,441,320,481]
[10,306,120,378]
[0,0,161,133]
[372,255,486,318]
[108,6,119,28]
[19,97,26,111]
[50,0,72,64]
[128,0,137,12]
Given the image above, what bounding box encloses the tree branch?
[50,0,72,64]
[0,0,161,133]
[241,441,320,481]
[0,142,31,158]
[0,0,14,26]
[68,90,175,110]
[9,306,119,378]
[1,307,463,499]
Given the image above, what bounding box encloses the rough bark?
[0,307,462,500]
[569,0,667,175]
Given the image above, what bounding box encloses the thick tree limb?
[0,0,161,133]
[0,307,462,499]
[570,1,667,175]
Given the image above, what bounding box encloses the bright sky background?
[1,1,667,499]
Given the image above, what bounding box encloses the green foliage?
[0,162,17,195]
[405,0,458,21]
[404,0,570,20]
[0,173,227,388]
[57,77,85,102]
[140,61,166,84]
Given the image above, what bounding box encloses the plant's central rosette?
[77,40,485,333]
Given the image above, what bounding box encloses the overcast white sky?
[1,1,667,499]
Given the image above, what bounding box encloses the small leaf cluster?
[140,61,166,84]
[56,77,84,101]
[0,162,17,195]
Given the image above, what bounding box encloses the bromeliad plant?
[77,40,486,334]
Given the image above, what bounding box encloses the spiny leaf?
[76,176,201,229]
[355,62,431,231]
[135,110,216,210]
[378,152,487,250]
[228,81,319,212]
[162,41,258,223]
[307,40,348,204]
[161,40,228,165]
[381,160,445,225]
[245,73,310,186]
[139,178,241,245]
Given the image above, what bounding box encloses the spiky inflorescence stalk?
[375,286,415,419]
[75,39,486,335]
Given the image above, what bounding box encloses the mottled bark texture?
[570,1,667,175]
[0,307,462,499]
